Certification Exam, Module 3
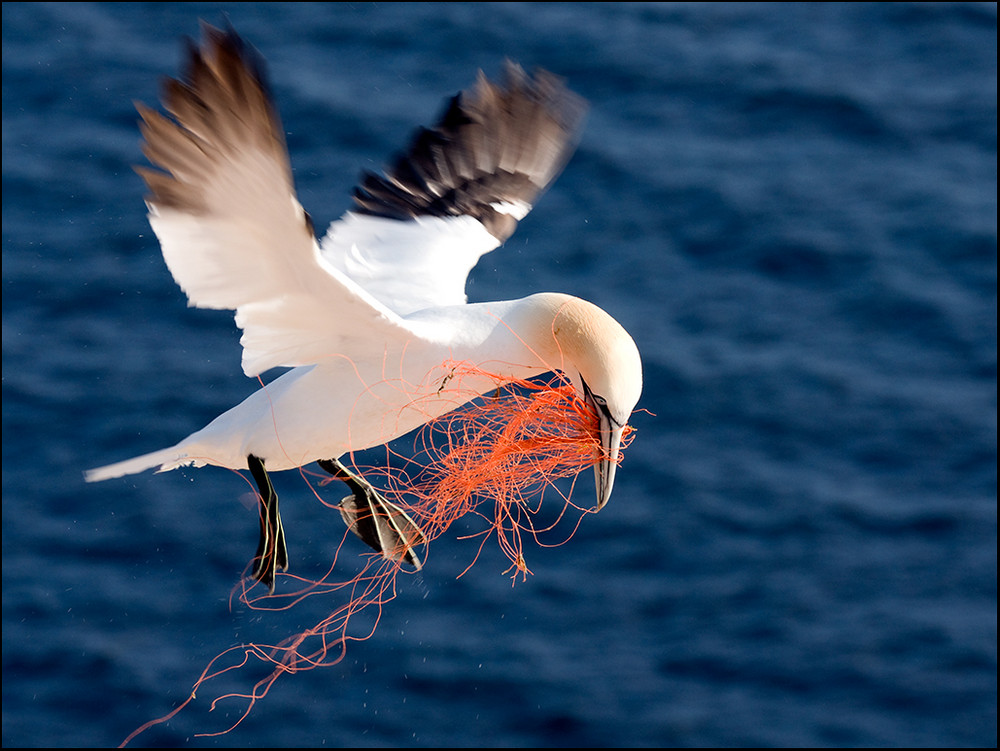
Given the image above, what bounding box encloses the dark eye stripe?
[580,375,623,428]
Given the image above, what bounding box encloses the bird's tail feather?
[84,445,199,483]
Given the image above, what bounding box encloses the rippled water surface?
[3,3,996,747]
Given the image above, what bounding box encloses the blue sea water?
[2,2,996,747]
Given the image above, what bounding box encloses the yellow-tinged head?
[524,293,643,509]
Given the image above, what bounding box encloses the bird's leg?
[318,457,425,570]
[247,454,288,593]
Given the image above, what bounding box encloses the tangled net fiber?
[120,363,632,745]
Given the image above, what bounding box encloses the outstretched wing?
[320,61,587,316]
[136,24,411,377]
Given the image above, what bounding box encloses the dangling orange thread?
[120,363,634,746]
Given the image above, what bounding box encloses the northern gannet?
[86,25,642,592]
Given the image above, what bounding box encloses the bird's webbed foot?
[247,454,288,592]
[318,457,425,569]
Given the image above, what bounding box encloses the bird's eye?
[593,394,607,407]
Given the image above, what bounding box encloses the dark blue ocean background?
[3,2,996,747]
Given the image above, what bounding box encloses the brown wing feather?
[136,24,294,218]
[352,61,587,242]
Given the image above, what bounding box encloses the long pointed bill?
[593,409,624,511]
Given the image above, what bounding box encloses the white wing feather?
[147,198,407,377]
[136,28,413,377]
[319,212,500,316]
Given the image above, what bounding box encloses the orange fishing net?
[120,364,633,746]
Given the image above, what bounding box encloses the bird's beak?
[591,400,623,511]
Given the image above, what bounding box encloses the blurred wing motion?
[135,25,411,378]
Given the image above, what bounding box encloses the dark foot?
[247,454,288,592]
[318,457,425,569]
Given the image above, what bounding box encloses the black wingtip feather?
[352,61,587,242]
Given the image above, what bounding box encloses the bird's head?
[527,293,643,510]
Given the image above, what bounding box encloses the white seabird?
[85,25,643,591]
